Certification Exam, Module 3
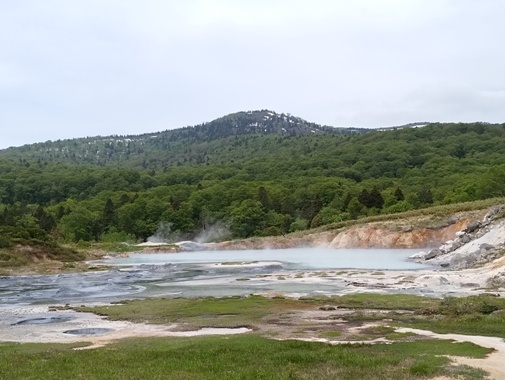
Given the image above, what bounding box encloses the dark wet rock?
[319,305,336,311]
[139,263,175,272]
[424,249,440,260]
[123,271,144,279]
[450,239,463,249]
[460,283,480,288]
[447,215,460,225]
[374,283,388,288]
[479,243,495,251]
[486,273,505,289]
[460,234,471,244]
[348,281,369,287]
[440,263,450,268]
[450,251,483,269]
[466,252,480,264]
[439,240,454,254]
[264,264,283,270]
[13,316,73,325]
[63,328,113,335]
[439,277,450,285]
[176,241,204,251]
[464,221,481,233]
[124,274,143,280]
[484,205,505,222]
[409,251,426,260]
[449,256,464,268]
[55,287,85,297]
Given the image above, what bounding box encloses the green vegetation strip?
[77,294,439,327]
[2,294,504,379]
[2,120,505,249]
[78,294,505,339]
[78,295,317,327]
[336,294,505,339]
[0,335,490,380]
[395,295,505,338]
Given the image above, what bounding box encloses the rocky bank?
[205,208,493,253]
[411,205,505,270]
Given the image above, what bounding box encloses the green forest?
[1,110,504,257]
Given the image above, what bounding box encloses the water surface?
[1,247,430,306]
[106,247,426,270]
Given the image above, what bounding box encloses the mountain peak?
[0,110,368,165]
[195,109,345,137]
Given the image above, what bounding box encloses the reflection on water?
[1,248,429,306]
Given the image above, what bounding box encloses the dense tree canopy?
[0,118,504,244]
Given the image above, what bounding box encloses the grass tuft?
[0,336,491,380]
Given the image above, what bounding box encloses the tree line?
[0,122,504,246]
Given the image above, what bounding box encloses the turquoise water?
[1,248,430,306]
[106,247,427,270]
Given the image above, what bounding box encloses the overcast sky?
[1,0,504,149]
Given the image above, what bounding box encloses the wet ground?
[2,249,502,347]
[0,248,430,307]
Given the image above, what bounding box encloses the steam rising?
[147,222,174,243]
[195,221,230,244]
[147,221,231,245]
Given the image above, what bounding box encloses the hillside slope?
[0,110,368,167]
[0,110,504,247]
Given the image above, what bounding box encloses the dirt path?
[396,328,505,380]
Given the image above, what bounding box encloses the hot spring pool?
[105,247,427,270]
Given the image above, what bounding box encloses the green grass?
[396,295,505,338]
[326,293,440,311]
[398,313,505,338]
[320,330,342,338]
[78,294,505,341]
[0,335,490,380]
[332,295,505,339]
[437,295,505,316]
[0,248,29,267]
[371,271,386,276]
[77,294,442,327]
[3,294,503,379]
[77,295,318,327]
[73,241,153,254]
[307,197,505,234]
[361,325,397,335]
[0,240,84,269]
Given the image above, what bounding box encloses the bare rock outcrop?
[328,220,469,249]
[415,205,505,269]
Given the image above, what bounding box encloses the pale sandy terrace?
[396,328,505,380]
[0,305,250,349]
[2,300,504,379]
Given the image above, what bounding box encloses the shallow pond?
[106,247,425,270]
[1,247,430,306]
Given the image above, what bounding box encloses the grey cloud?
[1,0,504,148]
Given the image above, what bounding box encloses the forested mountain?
[0,110,504,257]
[0,110,370,168]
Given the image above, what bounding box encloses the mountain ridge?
[0,114,504,247]
[0,110,429,162]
